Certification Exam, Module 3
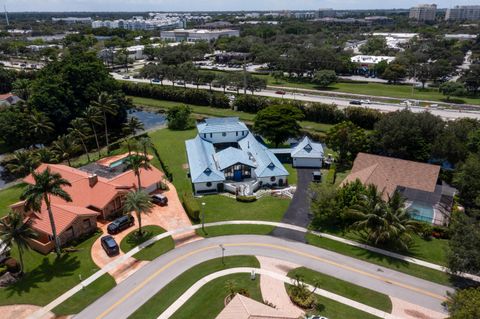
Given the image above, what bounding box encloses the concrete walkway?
[391,297,447,319]
[257,256,304,318]
[0,304,54,319]
[157,267,401,319]
[27,220,479,319]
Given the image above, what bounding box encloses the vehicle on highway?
[429,104,439,108]
[122,75,130,79]
[107,215,134,234]
[175,81,185,86]
[151,194,168,206]
[360,99,372,104]
[275,90,286,95]
[151,78,161,83]
[349,100,362,105]
[101,235,119,256]
[227,86,236,91]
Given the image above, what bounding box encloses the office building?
[317,8,336,18]
[160,29,239,42]
[446,5,480,21]
[409,4,437,21]
[52,17,92,24]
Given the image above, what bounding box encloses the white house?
[185,117,289,195]
[271,136,325,168]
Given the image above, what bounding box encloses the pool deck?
[97,152,154,167]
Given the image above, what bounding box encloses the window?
[242,131,245,136]
[210,133,213,138]
[222,132,227,137]
[206,182,212,187]
[270,176,276,182]
[204,134,207,138]
[236,131,238,136]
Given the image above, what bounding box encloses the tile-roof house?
[11,161,164,253]
[216,294,298,319]
[341,153,453,225]
[185,117,289,195]
[0,93,22,106]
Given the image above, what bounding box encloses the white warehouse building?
[160,29,240,42]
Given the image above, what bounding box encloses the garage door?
[293,157,322,168]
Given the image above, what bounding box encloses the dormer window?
[204,168,212,175]
[304,144,312,152]
[268,162,275,169]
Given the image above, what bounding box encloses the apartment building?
[409,4,437,21]
[446,5,480,21]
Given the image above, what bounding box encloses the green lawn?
[0,232,116,307]
[284,163,298,186]
[170,273,262,319]
[129,256,260,319]
[197,224,277,237]
[0,183,26,218]
[306,233,451,286]
[288,267,392,312]
[52,273,116,316]
[119,225,175,261]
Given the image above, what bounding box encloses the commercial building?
[160,29,239,42]
[92,16,185,31]
[317,8,336,18]
[351,55,396,65]
[409,4,437,21]
[445,5,480,21]
[52,17,92,24]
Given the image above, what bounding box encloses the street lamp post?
[201,202,206,234]
[219,244,226,265]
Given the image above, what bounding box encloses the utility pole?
[4,5,9,26]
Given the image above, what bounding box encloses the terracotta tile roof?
[342,153,440,199]
[29,204,99,236]
[216,294,297,319]
[0,93,14,100]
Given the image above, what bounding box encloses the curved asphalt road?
[74,235,451,319]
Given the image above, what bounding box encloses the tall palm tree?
[90,92,118,153]
[21,168,72,256]
[5,150,39,177]
[83,107,103,158]
[124,154,151,190]
[122,138,137,156]
[137,136,154,158]
[68,118,92,162]
[0,210,37,273]
[12,79,31,100]
[52,135,79,167]
[123,190,153,236]
[28,110,54,147]
[123,117,144,137]
[349,185,419,251]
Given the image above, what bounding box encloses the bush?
[182,192,200,222]
[418,223,433,240]
[0,265,7,276]
[236,195,257,203]
[432,225,451,239]
[4,258,20,273]
[233,95,270,113]
[300,102,344,124]
[344,107,383,130]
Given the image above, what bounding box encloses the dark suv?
[151,194,168,206]
[101,235,119,256]
[107,215,134,234]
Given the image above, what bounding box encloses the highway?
[74,235,451,319]
[112,73,480,121]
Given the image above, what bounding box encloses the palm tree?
[28,110,54,147]
[52,135,79,167]
[90,92,118,153]
[0,210,37,273]
[35,148,56,164]
[124,154,151,190]
[83,107,103,158]
[123,190,153,236]
[122,138,137,156]
[5,150,39,177]
[123,116,144,137]
[68,118,92,162]
[137,136,154,158]
[21,168,72,256]
[349,185,419,251]
[12,79,31,100]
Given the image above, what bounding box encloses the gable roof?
[291,136,324,159]
[197,117,248,134]
[342,153,440,198]
[216,294,297,319]
[185,135,225,183]
[215,147,256,170]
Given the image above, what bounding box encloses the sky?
[3,0,480,12]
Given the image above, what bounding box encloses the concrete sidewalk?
[157,267,402,319]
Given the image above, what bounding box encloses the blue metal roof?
[215,147,256,170]
[185,136,224,183]
[197,117,249,134]
[291,136,324,159]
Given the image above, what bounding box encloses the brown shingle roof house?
[341,153,455,225]
[10,155,165,253]
[215,294,298,319]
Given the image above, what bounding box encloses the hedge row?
[121,82,230,109]
[182,192,200,222]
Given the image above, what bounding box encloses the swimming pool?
[109,158,125,168]
[408,201,434,223]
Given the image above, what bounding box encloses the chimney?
[88,174,98,187]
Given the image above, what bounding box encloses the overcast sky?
[3,0,479,12]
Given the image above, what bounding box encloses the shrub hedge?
[182,192,200,222]
[236,195,257,203]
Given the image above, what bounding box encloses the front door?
[234,170,242,182]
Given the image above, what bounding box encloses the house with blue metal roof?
[270,136,325,168]
[185,117,289,195]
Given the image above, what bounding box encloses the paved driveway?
[271,168,314,242]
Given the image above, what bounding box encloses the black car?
[101,235,119,256]
[349,100,362,105]
[151,194,168,206]
[107,215,134,234]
